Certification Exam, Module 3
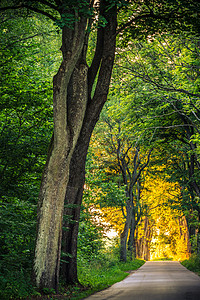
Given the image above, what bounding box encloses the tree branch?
[136,148,152,183]
[122,65,200,98]
[1,33,48,49]
[117,12,153,35]
[0,4,58,22]
[116,7,179,36]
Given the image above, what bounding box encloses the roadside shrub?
[181,254,200,275]
[78,240,145,291]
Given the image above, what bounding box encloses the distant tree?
[91,100,152,261]
[116,33,200,252]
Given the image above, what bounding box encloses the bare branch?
[135,149,152,183]
[117,12,152,35]
[192,110,200,122]
[1,33,46,49]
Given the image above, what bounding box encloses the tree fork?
[61,2,117,285]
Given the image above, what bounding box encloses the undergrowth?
[0,251,144,300]
[181,254,200,276]
[75,252,145,299]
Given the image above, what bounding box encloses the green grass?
[73,257,145,299]
[34,257,145,300]
[0,251,144,299]
[181,254,200,276]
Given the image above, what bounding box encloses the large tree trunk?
[61,4,117,285]
[60,55,89,284]
[33,18,87,291]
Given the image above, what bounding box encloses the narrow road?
[84,261,200,300]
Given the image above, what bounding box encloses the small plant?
[43,287,56,295]
[77,247,145,299]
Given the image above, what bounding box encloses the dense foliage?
[182,254,200,276]
[0,11,60,299]
[0,0,200,299]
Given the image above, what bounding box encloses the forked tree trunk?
[61,4,117,285]
[33,18,87,291]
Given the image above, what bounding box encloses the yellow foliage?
[99,171,190,261]
[89,133,190,260]
[140,173,190,260]
[101,207,125,234]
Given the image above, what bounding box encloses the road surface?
[84,261,200,300]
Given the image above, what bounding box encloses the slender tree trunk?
[61,132,89,284]
[180,216,191,256]
[128,181,142,260]
[136,217,152,260]
[143,217,152,260]
[33,18,87,291]
[128,214,136,260]
[118,149,151,262]
[120,207,132,262]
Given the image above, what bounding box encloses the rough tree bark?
[61,3,117,284]
[179,216,191,255]
[33,17,88,291]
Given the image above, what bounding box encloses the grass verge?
[73,258,145,299]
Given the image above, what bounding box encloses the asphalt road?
[84,261,200,300]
